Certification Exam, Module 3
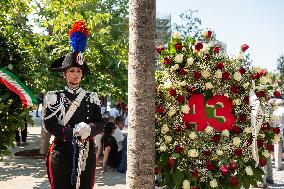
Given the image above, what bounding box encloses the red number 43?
[182,94,236,131]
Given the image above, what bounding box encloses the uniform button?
[87,105,89,107]
[87,110,90,112]
[87,117,89,119]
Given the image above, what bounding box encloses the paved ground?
[0,113,284,189]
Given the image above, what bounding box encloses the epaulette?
[88,92,101,106]
[45,90,63,107]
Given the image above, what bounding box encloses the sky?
[156,0,284,72]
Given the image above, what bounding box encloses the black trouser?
[15,122,27,142]
[47,140,96,189]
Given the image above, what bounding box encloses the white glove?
[73,122,91,140]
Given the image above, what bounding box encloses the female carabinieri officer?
[44,20,104,189]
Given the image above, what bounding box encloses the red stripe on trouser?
[48,143,55,189]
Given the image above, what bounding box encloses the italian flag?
[0,68,37,108]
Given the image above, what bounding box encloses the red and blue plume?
[69,20,89,52]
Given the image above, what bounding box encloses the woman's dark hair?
[104,122,115,135]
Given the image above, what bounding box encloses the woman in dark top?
[97,122,121,171]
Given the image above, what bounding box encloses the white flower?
[163,79,172,89]
[270,115,277,121]
[159,144,168,152]
[234,72,242,81]
[205,126,213,134]
[161,124,169,134]
[168,108,176,117]
[164,135,172,143]
[215,70,223,79]
[201,44,210,53]
[233,137,241,147]
[182,47,186,51]
[233,99,241,106]
[216,149,224,156]
[259,134,265,138]
[172,64,180,70]
[173,32,181,39]
[210,179,218,188]
[189,132,197,140]
[179,80,187,86]
[245,166,254,176]
[260,76,268,84]
[244,127,252,134]
[262,150,270,158]
[273,134,280,143]
[202,69,211,78]
[205,82,213,90]
[222,129,230,137]
[253,66,261,72]
[181,104,190,114]
[182,180,190,189]
[175,54,184,63]
[188,149,199,157]
[186,57,194,67]
[236,52,244,61]
[242,82,250,89]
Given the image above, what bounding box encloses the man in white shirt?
[110,104,120,119]
[113,116,125,152]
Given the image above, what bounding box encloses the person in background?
[109,104,120,119]
[97,122,121,172]
[15,118,28,146]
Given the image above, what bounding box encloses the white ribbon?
[249,90,264,167]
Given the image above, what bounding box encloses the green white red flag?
[0,68,37,108]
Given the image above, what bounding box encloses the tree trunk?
[127,0,156,188]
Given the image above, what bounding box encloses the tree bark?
[127,0,156,188]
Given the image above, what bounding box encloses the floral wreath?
[155,30,280,189]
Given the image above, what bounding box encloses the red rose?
[238,113,247,122]
[251,72,260,80]
[215,62,224,69]
[243,96,250,104]
[232,126,242,134]
[211,134,221,143]
[256,90,266,98]
[167,158,175,169]
[259,158,267,167]
[234,148,243,156]
[169,88,177,96]
[222,71,231,80]
[273,127,280,135]
[175,145,184,153]
[203,150,212,156]
[246,138,253,145]
[206,161,215,171]
[163,57,171,65]
[203,53,211,61]
[206,31,212,38]
[193,71,202,80]
[179,68,187,76]
[154,167,160,175]
[174,125,182,132]
[257,139,264,147]
[155,46,164,54]
[239,67,246,74]
[230,176,239,187]
[192,168,199,178]
[241,44,249,52]
[213,47,220,54]
[220,165,229,175]
[230,85,239,94]
[195,42,203,51]
[261,122,270,132]
[188,86,196,94]
[267,144,274,151]
[183,122,191,130]
[155,106,164,113]
[175,43,183,51]
[260,69,266,76]
[229,161,237,171]
[177,95,185,104]
[274,90,281,98]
